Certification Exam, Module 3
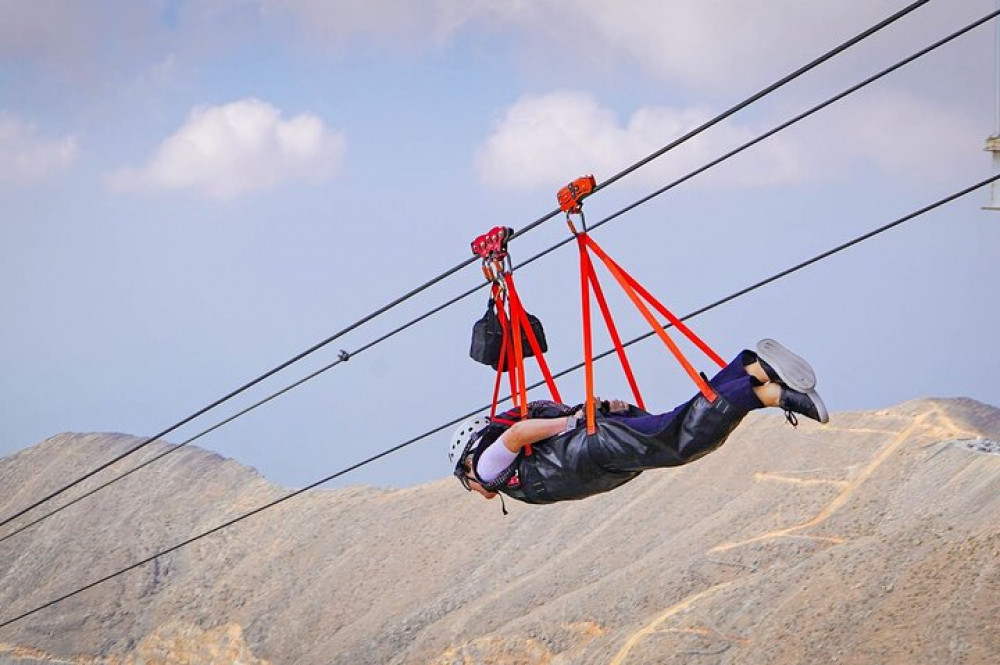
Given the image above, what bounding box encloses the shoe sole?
[806,388,830,424]
[756,338,817,392]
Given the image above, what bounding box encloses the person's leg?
[711,344,828,424]
[605,344,827,436]
[722,377,829,424]
[709,344,816,390]
[596,345,827,472]
[705,350,758,386]
[605,401,689,435]
[603,351,762,436]
[624,375,760,462]
[740,368,829,424]
[713,375,766,413]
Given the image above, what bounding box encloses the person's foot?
[778,386,829,425]
[756,338,817,392]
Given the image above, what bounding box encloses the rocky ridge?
[0,398,998,664]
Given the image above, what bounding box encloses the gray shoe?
[756,338,817,392]
[779,387,829,425]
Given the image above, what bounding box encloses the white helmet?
[449,414,492,468]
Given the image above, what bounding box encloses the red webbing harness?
[559,175,726,434]
[472,227,562,453]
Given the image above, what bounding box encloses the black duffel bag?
[470,298,548,371]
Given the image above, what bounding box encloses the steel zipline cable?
[2,3,992,545]
[2,171,997,631]
[0,0,930,531]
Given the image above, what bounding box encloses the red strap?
[489,286,508,421]
[490,348,505,420]
[507,287,528,419]
[583,234,726,370]
[503,282,532,452]
[486,275,562,454]
[504,274,562,405]
[578,237,597,434]
[495,292,522,415]
[579,240,645,410]
[491,286,522,417]
[580,233,719,403]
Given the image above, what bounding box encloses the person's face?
[459,458,497,500]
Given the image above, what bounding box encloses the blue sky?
[2,0,998,492]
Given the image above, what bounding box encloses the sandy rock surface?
[1,398,998,664]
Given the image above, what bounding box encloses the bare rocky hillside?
[1,397,999,664]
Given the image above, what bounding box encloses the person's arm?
[500,417,572,453]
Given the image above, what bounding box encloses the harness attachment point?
[558,175,596,215]
[471,226,514,261]
[468,226,563,423]
[472,226,516,284]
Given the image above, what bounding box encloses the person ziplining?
[450,176,828,507]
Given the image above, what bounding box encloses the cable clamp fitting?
[338,350,351,362]
[558,174,596,234]
[471,226,515,283]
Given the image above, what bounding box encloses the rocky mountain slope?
[1,398,998,664]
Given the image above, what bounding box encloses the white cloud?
[5,0,986,94]
[475,91,806,191]
[255,0,945,90]
[475,87,987,191]
[0,114,78,183]
[489,1,909,91]
[110,99,347,200]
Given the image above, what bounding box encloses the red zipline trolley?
[470,226,562,453]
